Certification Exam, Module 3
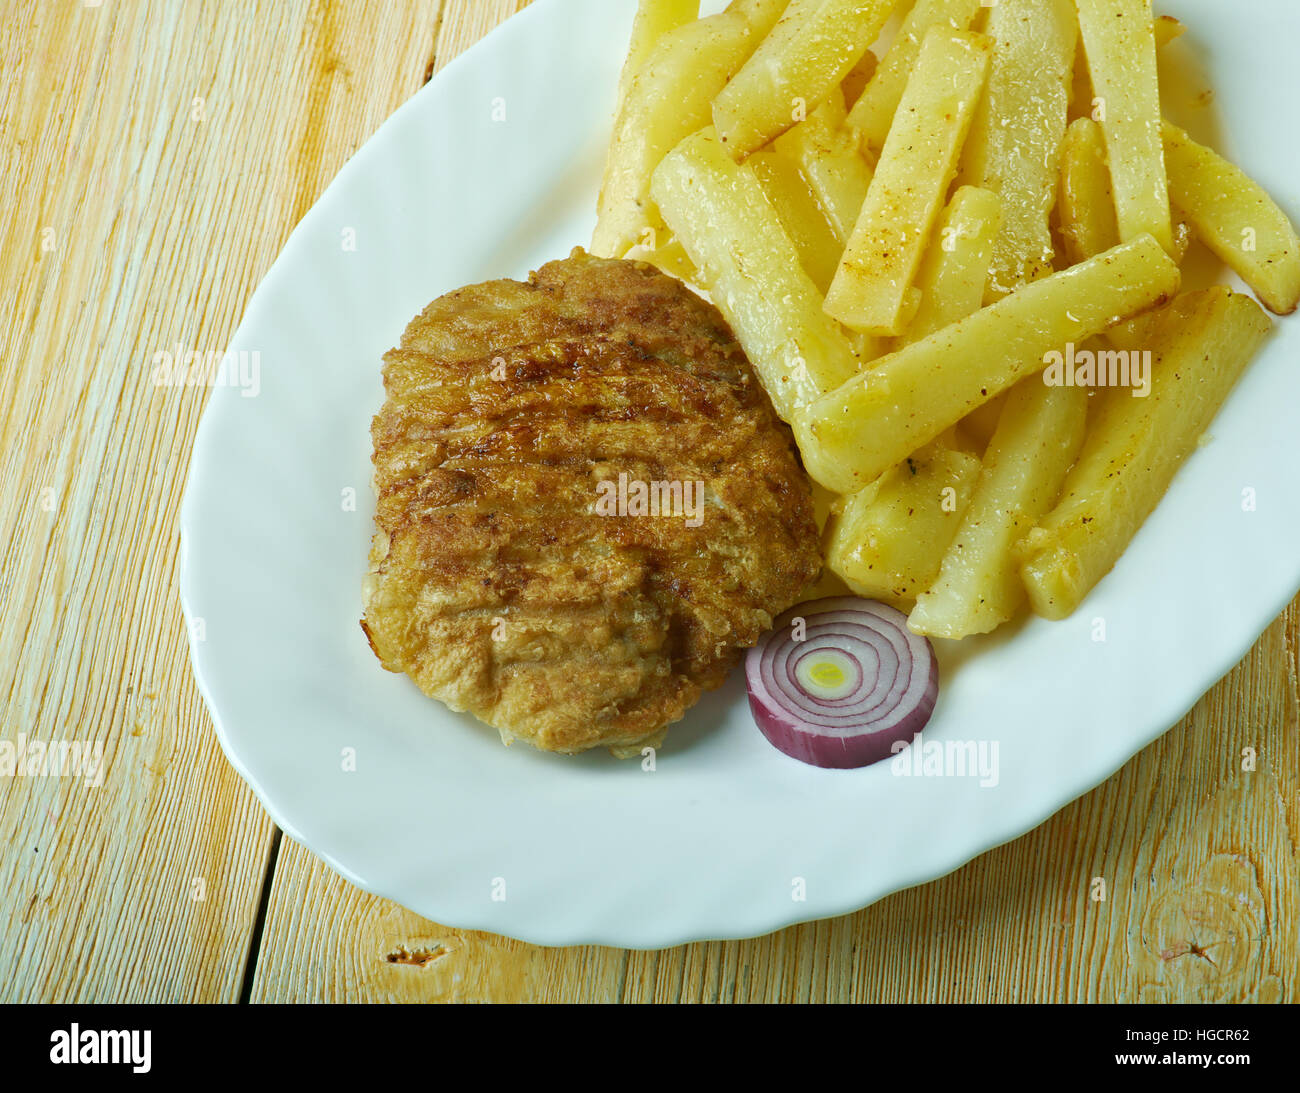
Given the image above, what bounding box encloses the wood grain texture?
[0,0,446,1002]
[2,0,1296,1004]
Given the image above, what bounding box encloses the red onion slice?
[745,597,939,769]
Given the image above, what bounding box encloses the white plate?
[181,0,1300,948]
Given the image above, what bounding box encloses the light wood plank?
[252,837,630,1003]
[0,0,445,1002]
[434,0,536,70]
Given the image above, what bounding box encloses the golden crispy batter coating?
[362,249,820,754]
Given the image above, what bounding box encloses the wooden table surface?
[1,0,1296,1004]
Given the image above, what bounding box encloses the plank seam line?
[614,948,629,1003]
[421,1,449,84]
[238,827,283,1004]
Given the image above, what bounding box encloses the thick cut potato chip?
[1163,121,1300,315]
[1018,288,1272,620]
[614,0,701,110]
[846,0,983,154]
[1076,0,1173,253]
[838,47,879,107]
[824,28,992,335]
[895,185,1001,347]
[1058,117,1118,267]
[749,149,843,293]
[651,128,861,422]
[795,235,1180,493]
[959,393,1007,453]
[959,0,1076,298]
[592,0,786,259]
[909,380,1088,639]
[599,0,1291,644]
[712,0,900,159]
[826,441,981,609]
[773,91,873,244]
[1153,14,1185,49]
[1058,117,1190,350]
[625,233,700,285]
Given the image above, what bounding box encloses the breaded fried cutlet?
[361,249,820,755]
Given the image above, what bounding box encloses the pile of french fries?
[594,0,1300,639]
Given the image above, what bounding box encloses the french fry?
[838,47,879,108]
[909,380,1088,638]
[893,185,1004,455]
[824,29,992,335]
[959,393,1007,453]
[1070,13,1183,121]
[895,185,1001,346]
[628,234,700,285]
[888,186,1001,458]
[829,185,998,609]
[811,480,840,533]
[846,0,983,154]
[844,329,886,367]
[826,441,982,609]
[1058,117,1118,266]
[1060,117,1191,267]
[712,0,900,159]
[1153,14,1186,49]
[592,0,787,259]
[959,0,1077,298]
[1075,0,1173,253]
[651,128,861,422]
[1018,288,1272,620]
[794,235,1180,493]
[613,0,701,111]
[773,91,872,243]
[1058,117,1189,350]
[1099,312,1162,354]
[749,149,842,294]
[727,0,789,19]
[1163,121,1300,315]
[763,95,891,363]
[803,482,855,598]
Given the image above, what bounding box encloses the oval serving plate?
[181,0,1300,948]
